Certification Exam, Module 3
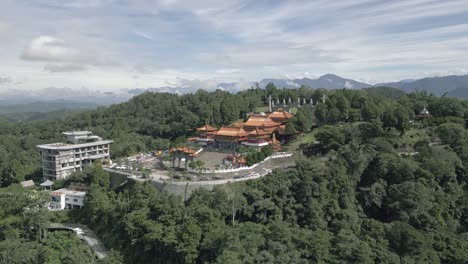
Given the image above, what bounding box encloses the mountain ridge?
[0,100,99,114]
[3,74,468,107]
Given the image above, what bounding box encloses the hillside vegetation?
[0,100,99,114]
[1,85,468,263]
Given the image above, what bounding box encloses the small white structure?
[420,107,430,115]
[20,180,35,188]
[49,188,86,210]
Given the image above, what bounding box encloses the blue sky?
[1,0,468,94]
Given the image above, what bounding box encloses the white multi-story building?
[37,131,113,180]
[49,188,86,210]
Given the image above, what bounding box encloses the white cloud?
[0,1,468,92]
[215,68,240,74]
[43,64,88,73]
[164,77,253,92]
[284,72,315,79]
[344,81,354,89]
[20,36,117,66]
[447,68,468,76]
[33,0,118,9]
[134,31,154,40]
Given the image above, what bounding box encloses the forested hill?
[1,108,87,122]
[0,100,99,114]
[363,86,407,100]
[2,85,468,263]
[0,85,456,186]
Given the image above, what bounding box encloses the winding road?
[48,223,107,260]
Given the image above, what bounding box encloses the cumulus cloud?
[3,1,468,91]
[43,64,87,73]
[20,36,117,66]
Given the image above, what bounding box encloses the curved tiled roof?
[170,147,198,156]
[237,156,247,164]
[196,124,217,132]
[215,126,247,137]
[268,110,293,120]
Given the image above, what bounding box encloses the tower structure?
[268,94,272,112]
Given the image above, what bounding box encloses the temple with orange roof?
[213,124,248,149]
[196,110,294,151]
[170,147,198,169]
[195,123,217,145]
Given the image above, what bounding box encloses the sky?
[1,0,468,94]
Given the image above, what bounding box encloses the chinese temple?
[213,123,248,149]
[195,110,293,151]
[416,107,432,120]
[195,124,217,145]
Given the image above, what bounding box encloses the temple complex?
[195,110,294,152]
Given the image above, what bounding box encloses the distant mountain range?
[259,74,372,89]
[0,100,99,114]
[259,74,468,99]
[377,75,468,97]
[2,74,468,110]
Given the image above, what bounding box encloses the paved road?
[107,154,296,183]
[48,223,107,260]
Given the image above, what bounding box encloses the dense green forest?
[2,86,468,263]
[0,86,314,186]
[0,108,88,122]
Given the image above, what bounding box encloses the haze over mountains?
[259,74,373,90]
[2,74,468,110]
[261,74,468,97]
